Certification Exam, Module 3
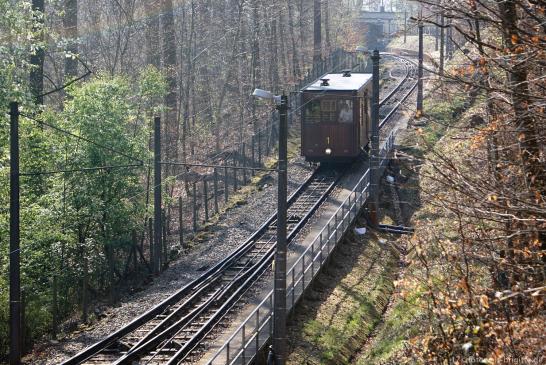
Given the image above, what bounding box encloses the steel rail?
[165,173,342,364]
[113,173,341,364]
[379,56,418,129]
[64,168,342,365]
[62,169,319,365]
[379,54,411,107]
[169,175,341,364]
[64,54,417,365]
[205,55,416,365]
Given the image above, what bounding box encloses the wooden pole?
[224,166,229,202]
[178,196,184,247]
[203,179,209,222]
[213,168,219,213]
[192,182,198,232]
[153,117,162,274]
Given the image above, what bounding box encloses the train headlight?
[325,148,332,155]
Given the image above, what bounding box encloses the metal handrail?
[206,131,395,365]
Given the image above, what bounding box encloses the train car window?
[338,99,353,123]
[321,99,337,122]
[304,99,321,123]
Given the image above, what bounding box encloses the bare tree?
[64,0,78,78]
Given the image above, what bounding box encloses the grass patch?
[354,76,485,365]
[358,288,424,364]
[418,93,466,146]
[287,233,399,365]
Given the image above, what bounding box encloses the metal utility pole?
[153,117,162,275]
[273,94,288,365]
[9,102,21,365]
[439,14,445,76]
[417,21,424,116]
[369,50,380,226]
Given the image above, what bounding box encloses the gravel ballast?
[31,156,314,365]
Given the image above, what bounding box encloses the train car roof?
[302,73,372,92]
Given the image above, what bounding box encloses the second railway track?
[379,54,418,128]
[62,54,417,365]
[63,167,343,365]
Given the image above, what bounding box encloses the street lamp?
[355,46,370,72]
[252,88,288,365]
[252,88,282,105]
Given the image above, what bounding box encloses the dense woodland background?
[0,0,365,359]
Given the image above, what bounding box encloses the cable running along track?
[62,55,417,365]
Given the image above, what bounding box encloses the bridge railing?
[206,131,395,365]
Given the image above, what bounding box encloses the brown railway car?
[301,71,372,163]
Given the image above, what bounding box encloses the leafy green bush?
[0,69,167,360]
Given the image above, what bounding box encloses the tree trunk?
[145,0,160,68]
[251,0,261,133]
[30,0,45,104]
[286,0,300,81]
[213,0,245,153]
[439,13,445,76]
[181,0,196,172]
[313,0,322,65]
[162,0,179,166]
[298,0,306,68]
[64,0,78,79]
[497,0,544,190]
[278,10,289,83]
[270,19,280,90]
[323,0,331,53]
[497,0,546,285]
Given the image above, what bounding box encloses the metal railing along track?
[206,132,396,365]
[205,55,415,365]
[64,54,415,365]
[62,168,343,365]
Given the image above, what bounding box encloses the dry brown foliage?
[403,0,545,363]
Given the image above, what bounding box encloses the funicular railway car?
[301,70,372,163]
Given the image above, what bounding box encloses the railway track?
[63,54,417,365]
[62,167,343,365]
[379,55,418,128]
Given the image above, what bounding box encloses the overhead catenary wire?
[19,163,144,177]
[3,5,418,320]
[4,49,407,284]
[138,53,394,230]
[6,13,373,257]
[20,112,144,164]
[35,1,360,172]
[39,56,93,98]
[8,47,379,211]
[160,161,277,172]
